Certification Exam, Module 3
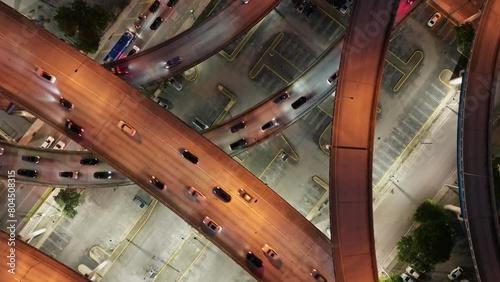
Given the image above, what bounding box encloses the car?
[165,56,183,69]
[150,176,167,190]
[80,157,99,165]
[407,0,414,4]
[229,138,247,151]
[133,14,146,29]
[230,121,246,133]
[339,0,353,14]
[212,186,231,202]
[22,155,40,163]
[297,2,306,13]
[182,150,199,164]
[261,244,279,261]
[53,140,66,150]
[59,171,79,179]
[94,171,113,179]
[0,147,4,155]
[241,0,250,3]
[310,269,327,282]
[273,91,291,104]
[405,266,420,279]
[167,0,179,7]
[238,188,253,202]
[400,273,415,282]
[427,12,442,27]
[202,216,222,233]
[168,77,182,91]
[291,96,308,109]
[65,119,84,137]
[35,67,56,83]
[187,186,206,202]
[150,16,163,31]
[305,3,316,17]
[149,0,161,13]
[261,119,279,131]
[154,97,173,110]
[448,267,463,280]
[17,169,37,178]
[111,66,130,75]
[40,136,55,148]
[128,45,140,56]
[246,252,263,268]
[59,97,74,111]
[327,70,339,85]
[118,121,137,136]
[133,196,149,209]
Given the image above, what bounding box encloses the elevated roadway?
[0,141,131,187]
[460,0,500,279]
[104,0,281,85]
[0,3,333,281]
[0,230,87,282]
[329,0,398,281]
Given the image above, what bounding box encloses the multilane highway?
[0,3,333,281]
[105,0,281,85]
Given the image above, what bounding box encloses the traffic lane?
[106,96,333,278]
[203,43,342,152]
[110,0,281,85]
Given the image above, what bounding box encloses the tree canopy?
[54,189,81,219]
[455,23,475,57]
[397,200,454,272]
[413,199,448,223]
[54,0,110,53]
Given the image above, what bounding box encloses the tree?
[455,23,475,56]
[54,189,81,219]
[396,221,453,272]
[413,199,448,223]
[54,0,111,53]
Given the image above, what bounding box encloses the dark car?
[291,96,308,109]
[182,150,199,164]
[212,186,231,202]
[246,252,263,268]
[327,70,339,85]
[94,171,113,179]
[229,138,247,151]
[261,119,279,131]
[59,97,74,111]
[80,157,99,165]
[167,0,179,7]
[17,169,37,178]
[165,56,183,69]
[133,14,146,29]
[150,176,167,190]
[230,121,246,133]
[150,17,163,31]
[66,119,84,136]
[59,171,79,179]
[273,91,290,104]
[22,155,40,163]
[149,0,161,13]
[310,269,327,282]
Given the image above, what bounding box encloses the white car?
[53,140,66,150]
[35,67,56,83]
[202,216,222,233]
[405,266,420,279]
[400,273,415,282]
[241,0,249,3]
[339,0,353,15]
[427,12,442,27]
[261,244,280,261]
[448,266,463,280]
[187,186,206,202]
[0,147,4,155]
[118,121,136,136]
[41,136,55,148]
